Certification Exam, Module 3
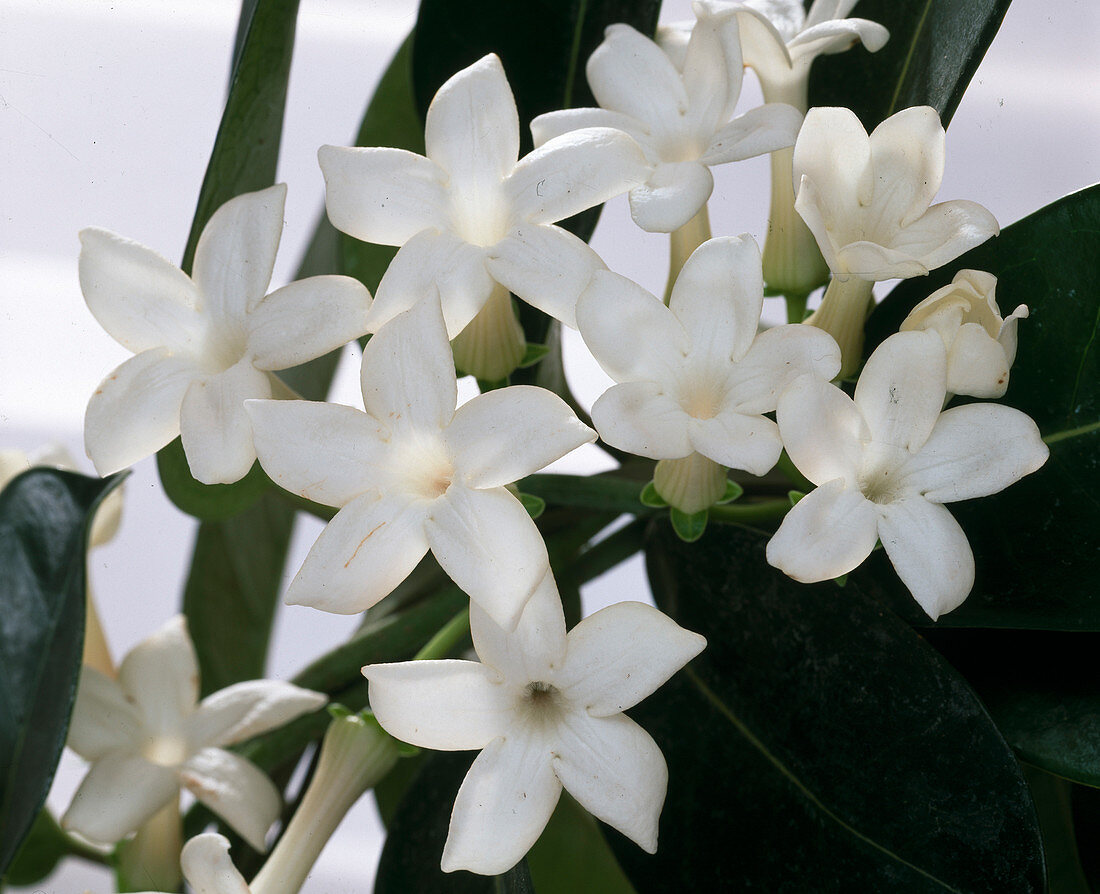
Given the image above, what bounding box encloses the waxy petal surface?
[776,375,867,487]
[62,753,179,844]
[469,572,568,684]
[591,382,694,460]
[117,615,198,741]
[628,161,714,233]
[181,747,281,852]
[688,410,783,476]
[190,680,327,749]
[700,102,802,165]
[726,324,841,415]
[179,834,251,894]
[587,24,688,127]
[67,668,142,761]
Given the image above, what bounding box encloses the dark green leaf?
[495,859,535,894]
[1021,765,1090,893]
[809,0,1012,131]
[156,439,270,522]
[526,793,635,894]
[669,508,707,542]
[864,184,1100,629]
[339,34,425,293]
[614,521,1044,891]
[0,469,122,874]
[3,809,67,885]
[1072,784,1100,888]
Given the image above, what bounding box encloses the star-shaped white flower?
[246,295,596,629]
[62,616,327,850]
[532,2,803,233]
[766,331,1049,619]
[319,53,648,338]
[794,106,1000,281]
[363,573,707,875]
[577,235,840,511]
[900,269,1028,399]
[131,834,249,894]
[81,184,372,485]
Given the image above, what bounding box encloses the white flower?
[363,573,707,875]
[319,54,648,340]
[900,269,1028,399]
[62,616,327,850]
[81,184,372,484]
[131,834,250,894]
[532,2,802,233]
[794,106,1000,281]
[577,235,840,511]
[245,295,595,629]
[766,331,1049,619]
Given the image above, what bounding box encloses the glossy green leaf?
[1022,765,1091,893]
[495,860,535,894]
[614,521,1044,891]
[863,184,1100,629]
[155,439,270,522]
[809,0,1012,130]
[0,469,122,874]
[3,809,67,885]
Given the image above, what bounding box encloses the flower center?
[449,183,510,248]
[388,434,456,502]
[141,734,190,767]
[518,681,565,727]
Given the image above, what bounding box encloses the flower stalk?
[805,275,875,378]
[116,800,181,893]
[249,713,401,894]
[450,282,526,381]
[665,205,712,304]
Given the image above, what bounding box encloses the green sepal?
[477,377,509,392]
[639,481,667,508]
[833,574,848,588]
[519,343,550,368]
[716,480,744,505]
[518,492,546,519]
[788,489,806,506]
[670,507,708,543]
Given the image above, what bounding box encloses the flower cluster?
[62,0,1052,886]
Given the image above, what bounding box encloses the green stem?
[785,290,810,324]
[665,205,712,303]
[560,518,649,588]
[709,499,790,525]
[519,472,654,514]
[414,607,471,660]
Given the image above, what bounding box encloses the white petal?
[318,145,448,246]
[865,107,945,232]
[688,411,782,476]
[792,108,872,244]
[726,324,841,415]
[190,681,327,749]
[530,107,650,152]
[62,754,179,844]
[788,18,890,62]
[552,712,666,854]
[78,228,203,354]
[591,382,693,460]
[854,331,945,452]
[118,615,198,742]
[426,486,549,629]
[84,349,201,476]
[775,375,866,486]
[699,103,802,165]
[557,602,705,716]
[766,479,879,582]
[628,161,714,233]
[426,54,519,187]
[246,398,386,507]
[735,7,794,85]
[946,322,1012,398]
[192,184,284,324]
[900,403,1048,502]
[834,240,930,280]
[446,386,595,489]
[681,4,744,130]
[368,229,494,338]
[364,660,512,749]
[285,491,429,614]
[486,224,604,328]
[670,235,763,364]
[587,24,688,125]
[179,360,272,485]
[360,294,458,434]
[576,270,688,382]
[792,176,840,271]
[505,127,649,226]
[180,834,250,894]
[181,748,280,852]
[67,668,142,761]
[889,200,1000,271]
[247,275,371,370]
[442,733,561,875]
[878,498,974,620]
[469,571,567,684]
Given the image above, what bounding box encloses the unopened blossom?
[246,295,595,629]
[794,106,1000,375]
[319,53,648,379]
[532,3,802,234]
[81,184,372,484]
[900,269,1028,399]
[767,331,1048,619]
[364,573,707,875]
[63,616,327,850]
[577,235,840,512]
[132,834,250,894]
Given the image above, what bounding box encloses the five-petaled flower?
[532,2,802,233]
[63,616,327,850]
[578,235,840,512]
[81,184,372,484]
[246,294,596,630]
[363,572,707,875]
[766,331,1049,619]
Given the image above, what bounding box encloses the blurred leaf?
[612,521,1045,891]
[864,184,1100,629]
[3,810,67,886]
[1021,765,1090,894]
[809,0,1012,130]
[156,439,270,522]
[496,860,535,894]
[1072,784,1100,888]
[0,469,121,874]
[527,793,635,894]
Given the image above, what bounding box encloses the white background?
[1,0,1097,890]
